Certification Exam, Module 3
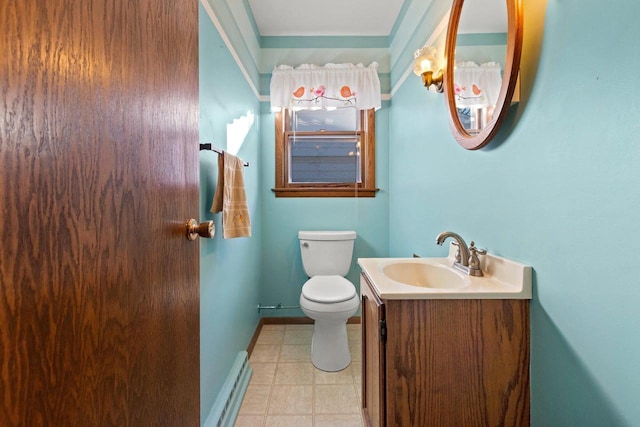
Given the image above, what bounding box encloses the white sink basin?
[381,262,469,289]
[358,243,532,300]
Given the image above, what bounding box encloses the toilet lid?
[302,276,357,303]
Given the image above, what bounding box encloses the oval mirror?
[443,0,523,150]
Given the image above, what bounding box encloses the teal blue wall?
[201,0,261,95]
[198,0,391,420]
[389,0,640,425]
[199,3,262,422]
[200,0,640,424]
[389,0,450,87]
[258,103,390,317]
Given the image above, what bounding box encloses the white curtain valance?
[270,63,381,111]
[453,62,502,108]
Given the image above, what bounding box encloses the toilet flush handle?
[302,242,309,248]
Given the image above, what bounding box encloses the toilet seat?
[302,275,356,303]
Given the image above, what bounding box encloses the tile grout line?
[241,324,363,426]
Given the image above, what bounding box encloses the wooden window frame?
[273,108,378,198]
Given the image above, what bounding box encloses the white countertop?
[358,246,532,300]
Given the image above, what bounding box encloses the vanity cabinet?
[360,273,530,427]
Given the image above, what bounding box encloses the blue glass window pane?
[289,135,361,183]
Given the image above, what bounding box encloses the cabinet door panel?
[361,275,385,427]
[385,299,529,427]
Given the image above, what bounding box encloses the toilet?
[298,230,359,372]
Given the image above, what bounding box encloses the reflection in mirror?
[444,0,523,150]
[454,0,507,134]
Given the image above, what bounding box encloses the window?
[273,108,377,197]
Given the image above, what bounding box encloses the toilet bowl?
[300,276,359,371]
[298,231,359,372]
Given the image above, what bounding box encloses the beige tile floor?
[235,323,364,427]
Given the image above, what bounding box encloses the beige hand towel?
[210,151,251,238]
[210,153,224,213]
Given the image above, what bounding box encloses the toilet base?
[310,319,351,372]
[300,290,359,372]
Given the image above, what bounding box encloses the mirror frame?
[443,0,523,150]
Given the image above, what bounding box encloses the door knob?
[185,219,215,240]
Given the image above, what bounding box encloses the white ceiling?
[247,0,405,36]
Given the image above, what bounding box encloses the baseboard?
[203,351,252,427]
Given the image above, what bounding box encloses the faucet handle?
[469,241,486,255]
[468,242,486,277]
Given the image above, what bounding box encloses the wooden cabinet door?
[385,299,530,427]
[361,274,385,427]
[0,0,200,425]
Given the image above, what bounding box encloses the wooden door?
[361,274,386,427]
[0,0,200,425]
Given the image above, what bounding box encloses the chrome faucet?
[436,231,470,267]
[436,231,486,276]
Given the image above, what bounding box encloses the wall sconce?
[413,46,444,93]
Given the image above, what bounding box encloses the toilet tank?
[298,231,356,277]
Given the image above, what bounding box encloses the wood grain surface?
[361,276,386,427]
[0,0,200,425]
[385,299,530,427]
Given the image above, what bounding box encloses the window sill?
[272,188,379,198]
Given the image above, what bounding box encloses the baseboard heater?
[204,351,252,427]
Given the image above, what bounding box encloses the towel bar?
[200,143,249,167]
